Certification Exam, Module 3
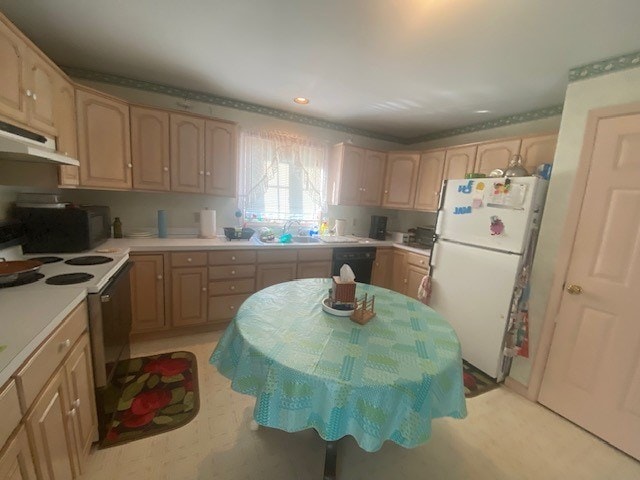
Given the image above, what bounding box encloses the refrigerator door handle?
[429,241,440,270]
[434,180,448,236]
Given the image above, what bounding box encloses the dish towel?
[417,275,432,305]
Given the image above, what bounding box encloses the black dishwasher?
[331,247,376,284]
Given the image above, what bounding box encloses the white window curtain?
[238,130,328,223]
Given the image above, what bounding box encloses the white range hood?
[0,127,79,167]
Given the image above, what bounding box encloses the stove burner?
[46,273,94,285]
[30,256,64,264]
[0,272,44,288]
[65,255,114,266]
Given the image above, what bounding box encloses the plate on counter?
[321,298,354,317]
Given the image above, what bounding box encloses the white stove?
[1,244,130,293]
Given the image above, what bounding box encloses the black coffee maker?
[369,215,388,240]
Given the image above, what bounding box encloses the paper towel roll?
[199,209,216,238]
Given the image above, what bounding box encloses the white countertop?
[0,236,429,388]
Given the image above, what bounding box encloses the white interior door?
[539,111,640,460]
[429,240,522,379]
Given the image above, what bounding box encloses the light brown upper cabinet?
[474,138,522,176]
[130,106,170,191]
[170,113,205,193]
[519,133,558,173]
[76,87,132,189]
[382,152,420,209]
[442,145,477,180]
[0,19,28,125]
[329,144,386,206]
[23,49,56,136]
[204,119,237,197]
[55,77,79,187]
[414,149,445,211]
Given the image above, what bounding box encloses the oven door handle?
[100,261,134,303]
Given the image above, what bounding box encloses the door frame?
[524,101,640,400]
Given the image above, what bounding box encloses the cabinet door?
[131,254,166,333]
[339,145,365,205]
[360,150,386,205]
[54,78,79,187]
[205,120,237,196]
[24,50,56,135]
[76,88,132,189]
[406,265,428,301]
[64,333,97,473]
[26,369,78,480]
[170,113,205,193]
[475,138,522,176]
[414,150,445,211]
[256,263,297,290]
[519,133,557,172]
[131,106,170,191]
[371,248,393,289]
[382,153,419,208]
[0,426,37,480]
[0,21,28,125]
[296,261,331,279]
[171,267,208,326]
[443,145,477,180]
[392,250,407,294]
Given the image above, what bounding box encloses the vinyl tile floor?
[80,331,640,480]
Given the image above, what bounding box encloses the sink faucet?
[282,219,302,235]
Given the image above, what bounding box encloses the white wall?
[509,66,640,385]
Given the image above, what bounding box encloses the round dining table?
[210,278,467,478]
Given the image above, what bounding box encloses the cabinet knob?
[230,285,236,291]
[127,163,133,168]
[231,270,236,275]
[60,339,71,350]
[403,279,408,284]
[231,256,236,261]
[202,287,207,292]
[199,171,204,175]
[420,260,425,264]
[68,407,77,417]
[64,151,69,156]
[362,188,366,192]
[25,89,32,97]
[157,274,163,280]
[163,166,169,172]
[384,190,389,194]
[187,258,192,262]
[229,305,235,310]
[206,171,211,176]
[73,399,81,408]
[566,284,583,295]
[32,92,37,101]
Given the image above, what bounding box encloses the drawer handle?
[68,407,77,417]
[230,285,236,291]
[420,260,425,264]
[73,399,81,408]
[187,258,193,262]
[60,339,71,350]
[231,270,236,275]
[231,256,236,261]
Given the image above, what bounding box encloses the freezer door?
[429,239,522,379]
[437,177,547,254]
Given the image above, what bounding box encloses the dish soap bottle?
[113,217,123,238]
[319,220,328,235]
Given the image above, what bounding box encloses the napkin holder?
[350,293,376,325]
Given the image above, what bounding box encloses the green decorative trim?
[406,105,564,143]
[62,66,405,144]
[63,67,563,145]
[569,49,640,82]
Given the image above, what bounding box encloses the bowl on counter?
[223,227,255,240]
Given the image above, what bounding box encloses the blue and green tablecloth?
[210,278,467,452]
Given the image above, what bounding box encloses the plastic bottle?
[113,217,123,238]
[319,220,328,235]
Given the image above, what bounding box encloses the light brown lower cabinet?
[371,248,393,289]
[0,426,37,480]
[390,250,431,299]
[171,266,208,326]
[256,263,297,290]
[26,368,78,480]
[406,265,429,301]
[130,254,167,333]
[296,261,331,279]
[392,250,407,294]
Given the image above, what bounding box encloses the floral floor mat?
[101,351,199,447]
[463,361,500,398]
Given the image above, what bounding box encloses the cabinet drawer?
[208,250,256,265]
[297,248,332,262]
[257,249,297,263]
[208,294,251,322]
[406,252,430,268]
[171,251,207,267]
[208,278,255,296]
[15,301,88,413]
[0,380,21,447]
[208,264,255,280]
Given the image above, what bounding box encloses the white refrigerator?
[429,176,548,380]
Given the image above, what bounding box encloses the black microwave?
[15,205,111,253]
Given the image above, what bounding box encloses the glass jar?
[504,154,529,177]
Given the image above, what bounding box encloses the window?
[238,130,328,223]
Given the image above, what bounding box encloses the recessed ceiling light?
[475,109,490,114]
[294,97,310,105]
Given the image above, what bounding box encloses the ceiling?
[2,0,640,141]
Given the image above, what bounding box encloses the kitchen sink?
[290,236,321,243]
[252,235,321,245]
